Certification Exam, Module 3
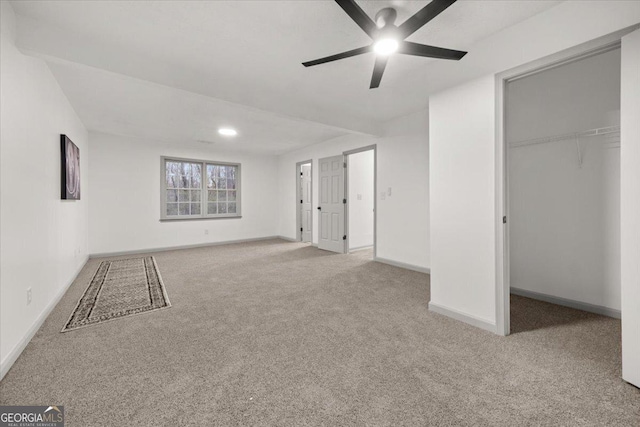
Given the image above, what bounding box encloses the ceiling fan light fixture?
[373,38,399,56]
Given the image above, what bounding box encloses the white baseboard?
[428,301,497,334]
[89,236,285,258]
[349,245,373,252]
[510,287,621,319]
[374,256,430,274]
[0,256,89,381]
[277,235,298,242]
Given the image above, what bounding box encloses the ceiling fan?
[302,0,467,89]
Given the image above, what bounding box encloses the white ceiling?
[10,0,561,154]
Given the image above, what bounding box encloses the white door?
[300,163,312,242]
[318,155,345,253]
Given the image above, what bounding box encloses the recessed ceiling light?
[218,128,237,136]
[373,38,399,56]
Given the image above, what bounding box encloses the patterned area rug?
[62,257,171,332]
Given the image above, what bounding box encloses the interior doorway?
[316,145,377,256]
[296,160,312,243]
[503,44,621,334]
[345,146,376,259]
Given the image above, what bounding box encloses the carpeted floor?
[0,239,638,426]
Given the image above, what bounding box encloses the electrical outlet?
[357,193,362,200]
[388,187,392,196]
[204,229,209,235]
[380,192,386,200]
[27,288,32,305]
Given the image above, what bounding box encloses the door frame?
[343,145,377,258]
[296,160,313,242]
[494,29,635,337]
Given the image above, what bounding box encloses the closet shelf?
[508,125,620,149]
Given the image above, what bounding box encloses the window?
[161,157,240,220]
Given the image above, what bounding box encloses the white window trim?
[160,156,242,221]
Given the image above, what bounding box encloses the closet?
[506,46,621,317]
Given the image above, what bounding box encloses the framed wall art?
[60,134,80,200]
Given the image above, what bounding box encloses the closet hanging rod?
[508,125,620,149]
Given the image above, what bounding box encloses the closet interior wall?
[506,47,621,314]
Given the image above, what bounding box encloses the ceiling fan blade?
[370,56,388,89]
[302,46,371,67]
[398,41,467,60]
[398,0,457,39]
[335,0,378,38]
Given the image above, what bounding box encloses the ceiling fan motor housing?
[375,7,398,29]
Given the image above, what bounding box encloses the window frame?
[160,156,242,221]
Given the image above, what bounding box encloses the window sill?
[160,215,242,222]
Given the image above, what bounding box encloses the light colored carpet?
[0,239,638,426]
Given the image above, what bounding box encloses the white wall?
[507,48,621,312]
[278,110,430,270]
[348,150,374,250]
[89,132,279,255]
[429,76,497,328]
[428,1,640,333]
[620,28,640,388]
[0,2,89,378]
[506,49,621,142]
